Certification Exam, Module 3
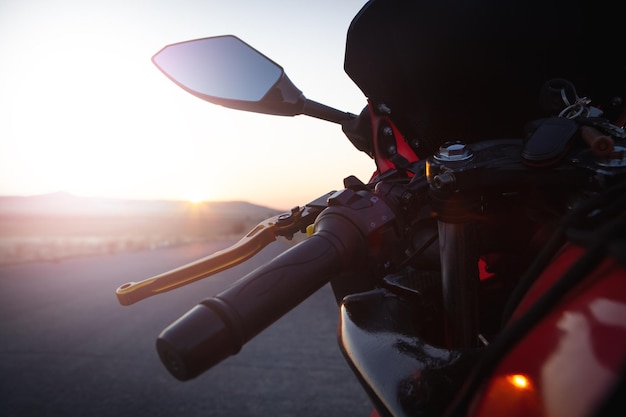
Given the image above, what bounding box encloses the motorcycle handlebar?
[156,210,366,381]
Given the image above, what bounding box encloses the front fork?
[439,220,479,348]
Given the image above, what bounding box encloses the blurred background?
[0,2,374,416]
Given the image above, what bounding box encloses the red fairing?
[470,244,626,417]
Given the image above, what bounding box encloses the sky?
[0,0,374,210]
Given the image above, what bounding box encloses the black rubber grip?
[156,211,365,380]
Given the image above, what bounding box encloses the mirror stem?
[302,99,355,124]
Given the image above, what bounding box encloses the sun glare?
[184,186,212,204]
[188,195,205,204]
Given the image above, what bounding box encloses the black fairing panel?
[343,0,623,158]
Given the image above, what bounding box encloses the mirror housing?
[152,35,306,116]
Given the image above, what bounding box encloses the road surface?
[0,239,372,417]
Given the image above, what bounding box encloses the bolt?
[278,206,300,222]
[441,143,466,157]
[435,142,473,162]
[377,103,392,115]
[433,172,456,189]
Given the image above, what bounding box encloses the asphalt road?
[0,239,372,417]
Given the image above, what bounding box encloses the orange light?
[507,374,531,390]
[472,374,540,416]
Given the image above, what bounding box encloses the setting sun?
[187,194,207,204]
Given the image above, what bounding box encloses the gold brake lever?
[115,194,331,306]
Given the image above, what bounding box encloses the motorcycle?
[115,2,626,416]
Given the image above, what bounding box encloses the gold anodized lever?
[115,216,279,306]
[114,195,332,306]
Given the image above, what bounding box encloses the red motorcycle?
[116,1,626,416]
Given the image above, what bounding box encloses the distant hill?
[0,192,280,218]
[0,193,284,265]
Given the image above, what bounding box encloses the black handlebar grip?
[156,211,365,380]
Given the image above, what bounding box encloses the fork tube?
[438,221,479,348]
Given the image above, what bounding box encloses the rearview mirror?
[152,35,355,123]
[152,35,305,116]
